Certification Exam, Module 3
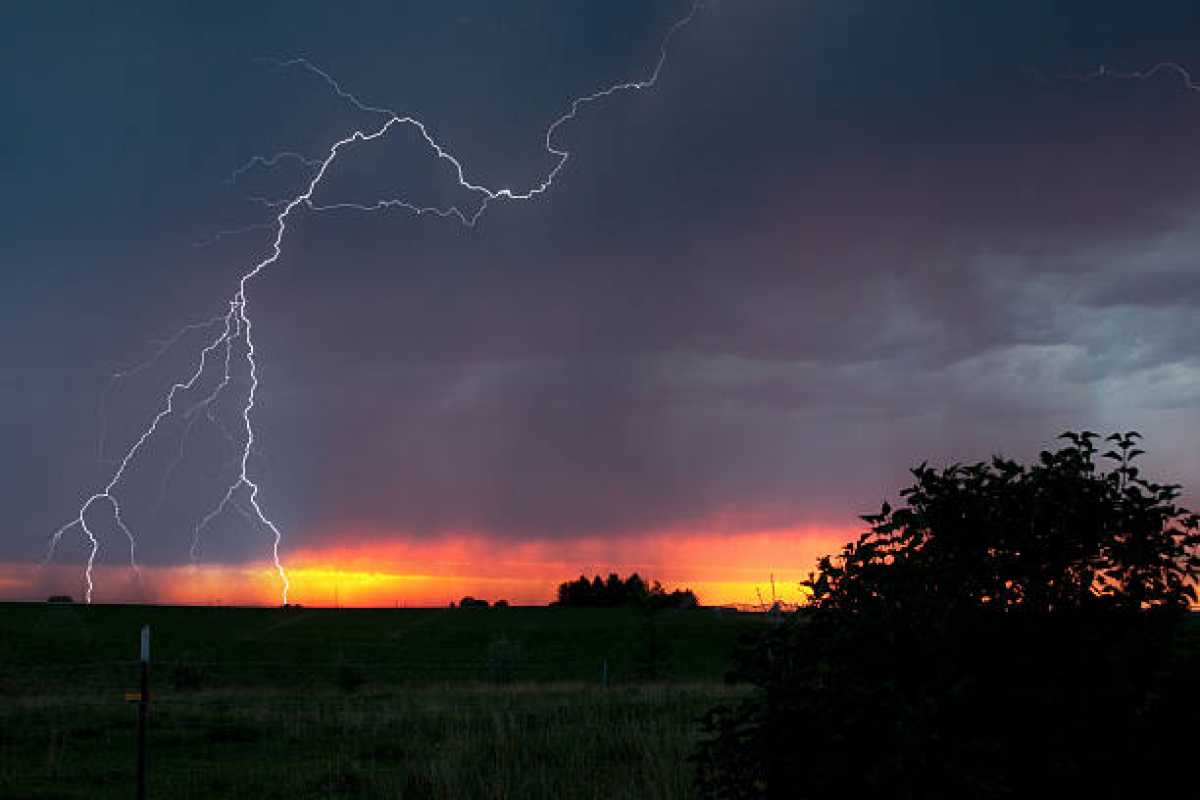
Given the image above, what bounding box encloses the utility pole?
[137,625,150,800]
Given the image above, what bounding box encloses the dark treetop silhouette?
[696,432,1200,799]
[555,573,699,609]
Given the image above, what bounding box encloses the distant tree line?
[453,597,508,609]
[555,573,698,609]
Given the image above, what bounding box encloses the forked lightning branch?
[47,0,1190,607]
[45,3,702,605]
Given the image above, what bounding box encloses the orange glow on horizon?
[6,526,856,608]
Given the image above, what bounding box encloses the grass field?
[0,603,766,799]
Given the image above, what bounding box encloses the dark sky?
[3,1,1200,578]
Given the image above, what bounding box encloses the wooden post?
[137,625,150,800]
[602,658,608,688]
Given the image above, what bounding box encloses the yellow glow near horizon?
[6,526,849,607]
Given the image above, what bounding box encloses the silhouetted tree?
[604,573,624,606]
[626,573,649,603]
[458,596,489,609]
[648,584,699,610]
[554,573,700,608]
[695,432,1200,799]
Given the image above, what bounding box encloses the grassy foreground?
[2,682,748,799]
[0,603,764,799]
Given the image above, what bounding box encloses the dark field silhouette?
[0,603,761,798]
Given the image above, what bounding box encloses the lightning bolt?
[1060,61,1200,91]
[227,151,324,185]
[45,2,703,605]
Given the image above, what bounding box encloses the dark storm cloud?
[3,1,1200,571]
[1083,263,1200,309]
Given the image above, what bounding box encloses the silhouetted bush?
[648,585,699,610]
[695,432,1200,799]
[458,596,490,609]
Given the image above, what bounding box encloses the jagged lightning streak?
[96,314,229,465]
[47,306,237,602]
[1061,61,1200,92]
[47,1,702,605]
[265,0,700,225]
[227,151,324,185]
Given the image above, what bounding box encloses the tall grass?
[0,682,748,799]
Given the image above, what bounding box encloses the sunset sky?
[3,1,1200,606]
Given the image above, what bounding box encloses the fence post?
[602,658,608,688]
[137,625,150,800]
